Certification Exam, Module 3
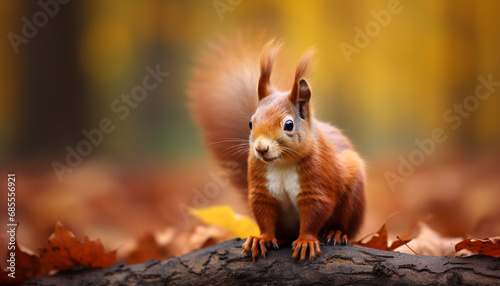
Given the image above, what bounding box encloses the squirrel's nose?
[255,145,269,156]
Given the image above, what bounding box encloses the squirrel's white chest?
[265,163,301,214]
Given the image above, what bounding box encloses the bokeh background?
[1,0,500,265]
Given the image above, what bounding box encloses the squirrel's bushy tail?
[188,31,269,195]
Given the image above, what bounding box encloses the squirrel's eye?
[249,121,252,130]
[284,120,294,132]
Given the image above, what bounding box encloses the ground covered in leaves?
[1,151,500,284]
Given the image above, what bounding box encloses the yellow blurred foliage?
[80,19,133,84]
[189,205,259,238]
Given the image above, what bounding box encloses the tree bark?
[25,238,500,285]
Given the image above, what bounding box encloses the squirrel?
[188,32,365,261]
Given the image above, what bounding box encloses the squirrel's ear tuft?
[290,48,315,104]
[258,40,280,101]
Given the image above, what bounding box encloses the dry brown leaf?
[124,232,167,264]
[155,225,232,257]
[354,223,412,251]
[455,236,500,258]
[39,220,116,271]
[181,225,232,254]
[0,225,48,285]
[0,269,17,286]
[398,222,464,256]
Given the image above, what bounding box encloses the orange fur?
[189,33,365,261]
[258,40,281,100]
[187,31,265,195]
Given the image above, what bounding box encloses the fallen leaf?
[181,225,233,253]
[397,222,464,256]
[189,205,259,238]
[39,221,116,271]
[0,224,48,285]
[153,225,233,257]
[0,269,16,286]
[354,223,412,251]
[124,232,167,264]
[455,236,500,258]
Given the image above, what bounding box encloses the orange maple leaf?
[455,236,500,258]
[353,223,412,251]
[39,221,116,271]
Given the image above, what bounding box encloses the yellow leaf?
[189,206,259,238]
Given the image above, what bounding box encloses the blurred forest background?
[1,0,500,266]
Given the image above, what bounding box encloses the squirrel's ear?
[289,48,314,104]
[258,40,280,101]
[294,79,311,120]
[298,79,311,102]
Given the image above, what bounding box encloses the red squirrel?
[188,32,365,261]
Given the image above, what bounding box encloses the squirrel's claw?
[242,236,278,261]
[325,230,348,246]
[292,238,321,261]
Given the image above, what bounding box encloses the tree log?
[25,238,500,285]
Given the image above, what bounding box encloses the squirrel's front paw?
[292,237,321,261]
[242,235,278,261]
